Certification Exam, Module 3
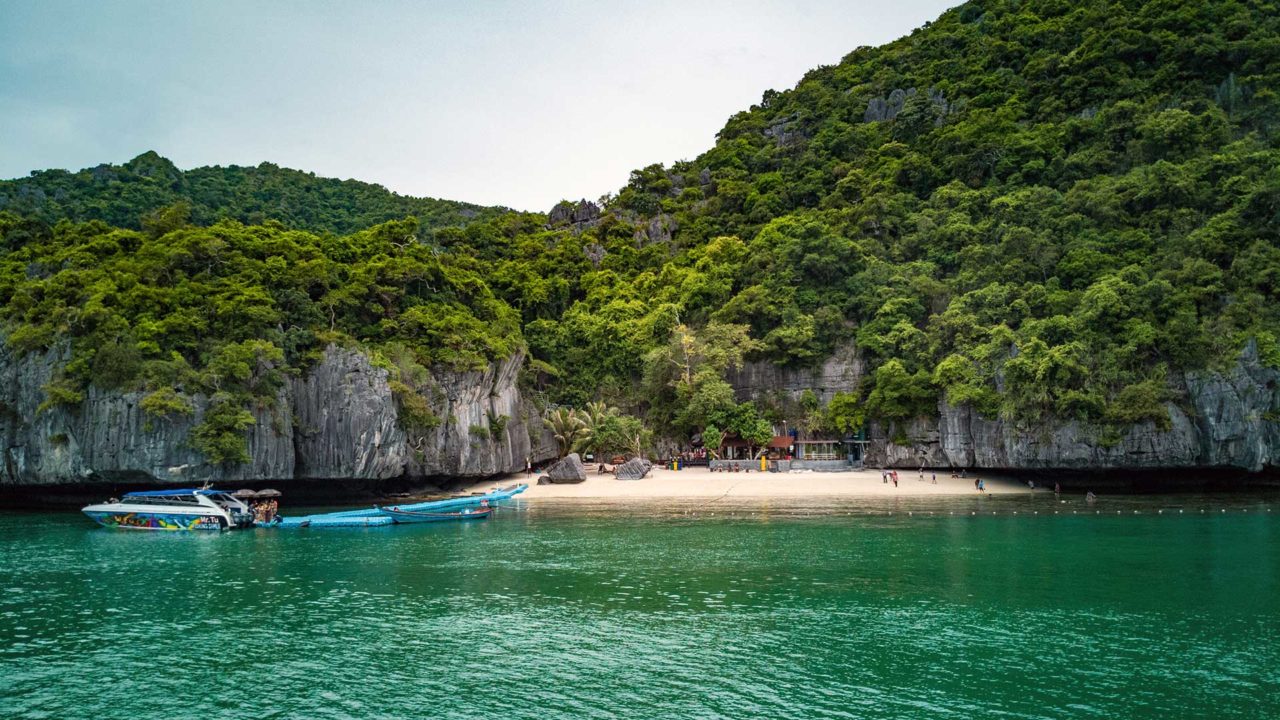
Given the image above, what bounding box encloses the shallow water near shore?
[2,493,1278,719]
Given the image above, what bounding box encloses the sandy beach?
[484,466,1033,500]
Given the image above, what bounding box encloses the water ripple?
[1,499,1278,719]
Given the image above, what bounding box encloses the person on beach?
[919,466,924,480]
[892,473,898,488]
[526,457,532,475]
[979,479,986,493]
[882,469,888,484]
[931,472,937,484]
[1054,482,1061,495]
[1086,490,1097,503]
[974,478,980,491]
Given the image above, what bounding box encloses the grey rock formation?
[615,457,651,481]
[864,87,950,123]
[763,113,803,147]
[545,453,587,483]
[404,351,544,479]
[0,342,556,487]
[291,347,407,480]
[0,344,293,487]
[584,242,606,267]
[548,200,601,231]
[727,342,863,405]
[634,213,677,246]
[866,343,1280,471]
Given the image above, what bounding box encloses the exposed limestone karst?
[0,343,557,487]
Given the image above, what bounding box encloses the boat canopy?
[122,489,228,498]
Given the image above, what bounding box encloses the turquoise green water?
[2,495,1278,719]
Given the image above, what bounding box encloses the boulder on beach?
[545,453,587,483]
[615,457,652,481]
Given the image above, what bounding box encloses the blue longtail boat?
[376,505,493,524]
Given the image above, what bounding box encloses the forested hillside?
[2,0,1279,466]
[468,0,1280,440]
[0,151,505,235]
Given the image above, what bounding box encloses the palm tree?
[543,407,587,458]
[577,401,616,455]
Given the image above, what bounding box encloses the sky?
[0,0,958,211]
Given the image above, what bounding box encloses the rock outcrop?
[866,342,1280,472]
[544,453,587,483]
[863,87,951,123]
[615,457,652,481]
[727,342,863,405]
[0,343,557,487]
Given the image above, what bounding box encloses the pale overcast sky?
[0,1,958,211]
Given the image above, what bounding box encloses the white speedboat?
[82,488,256,531]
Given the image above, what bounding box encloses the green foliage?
[37,378,84,414]
[824,392,865,436]
[488,412,510,440]
[1,152,505,235]
[865,360,937,421]
[591,411,651,458]
[543,407,587,458]
[701,424,725,458]
[190,393,256,464]
[7,0,1280,449]
[0,216,518,463]
[140,387,194,418]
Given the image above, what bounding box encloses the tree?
[824,392,864,435]
[701,424,725,459]
[543,407,587,458]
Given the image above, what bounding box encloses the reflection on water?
[1,493,1277,720]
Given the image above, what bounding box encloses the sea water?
[1,493,1277,719]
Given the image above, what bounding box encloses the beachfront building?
[786,430,867,468]
[711,428,867,470]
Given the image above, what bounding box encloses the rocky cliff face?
[725,340,1279,473]
[727,342,863,405]
[865,342,1280,473]
[0,344,555,487]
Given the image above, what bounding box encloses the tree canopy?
[3,0,1280,463]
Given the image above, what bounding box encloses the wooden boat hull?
[377,506,493,524]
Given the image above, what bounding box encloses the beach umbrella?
[232,489,258,498]
[257,489,282,498]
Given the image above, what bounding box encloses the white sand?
[485,466,1031,500]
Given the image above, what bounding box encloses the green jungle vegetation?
[2,0,1279,463]
[0,151,506,235]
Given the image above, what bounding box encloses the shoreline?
[478,467,1035,500]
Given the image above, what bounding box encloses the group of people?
[251,499,278,523]
[710,463,755,473]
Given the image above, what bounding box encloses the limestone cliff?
[726,341,1280,474]
[865,342,1280,473]
[0,343,555,487]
